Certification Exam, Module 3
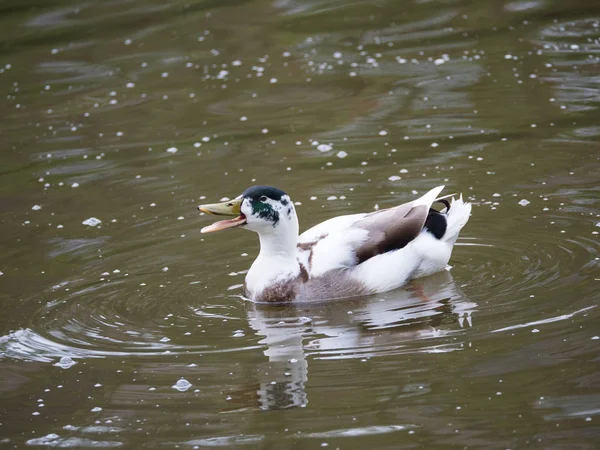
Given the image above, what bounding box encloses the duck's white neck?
[245,213,300,299]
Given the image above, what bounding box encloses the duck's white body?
[200,185,471,303]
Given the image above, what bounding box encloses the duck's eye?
[227,202,234,207]
[259,196,268,202]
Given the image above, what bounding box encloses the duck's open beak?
[198,198,246,233]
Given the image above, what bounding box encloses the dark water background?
[1,0,599,448]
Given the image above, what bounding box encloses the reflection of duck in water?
[199,185,471,303]
[242,270,476,410]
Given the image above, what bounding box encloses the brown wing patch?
[353,204,429,264]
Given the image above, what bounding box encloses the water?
[1,0,599,448]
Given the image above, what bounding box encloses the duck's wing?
[351,185,444,263]
[297,186,445,275]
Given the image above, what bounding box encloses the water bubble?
[518,199,530,206]
[54,356,76,369]
[32,205,42,211]
[317,144,332,152]
[173,379,192,392]
[166,147,178,154]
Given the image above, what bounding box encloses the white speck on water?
[591,336,599,340]
[177,216,184,220]
[173,378,192,392]
[160,337,171,343]
[232,60,242,66]
[431,142,439,148]
[269,77,278,84]
[261,128,269,134]
[32,205,42,211]
[532,328,540,333]
[150,203,156,207]
[518,199,530,206]
[434,58,446,65]
[233,330,245,337]
[71,182,79,188]
[310,196,317,200]
[126,82,135,88]
[333,51,343,59]
[91,407,102,412]
[94,383,102,387]
[336,151,348,158]
[388,175,401,182]
[240,116,248,121]
[162,267,169,272]
[493,193,501,197]
[290,358,298,363]
[317,143,332,152]
[379,130,388,136]
[82,217,101,227]
[56,225,63,229]
[161,72,169,78]
[399,168,409,173]
[166,147,178,154]
[202,136,210,142]
[54,356,76,369]
[216,70,228,79]
[327,196,337,201]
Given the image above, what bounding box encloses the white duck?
[199,185,471,303]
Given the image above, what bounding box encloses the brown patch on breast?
[257,279,297,303]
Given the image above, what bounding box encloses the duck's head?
[198,185,298,236]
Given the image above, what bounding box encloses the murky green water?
[1,0,599,448]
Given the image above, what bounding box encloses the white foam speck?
[71,182,79,188]
[327,196,337,201]
[379,130,388,136]
[166,147,178,153]
[160,337,171,343]
[336,151,348,159]
[91,407,102,412]
[431,142,439,148]
[518,199,530,206]
[82,217,101,227]
[32,205,42,211]
[333,51,343,59]
[388,175,401,181]
[317,144,332,152]
[269,78,278,84]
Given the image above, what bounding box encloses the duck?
[198,185,471,303]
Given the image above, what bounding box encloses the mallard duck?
[198,185,471,303]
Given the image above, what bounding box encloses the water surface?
[1,0,599,448]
